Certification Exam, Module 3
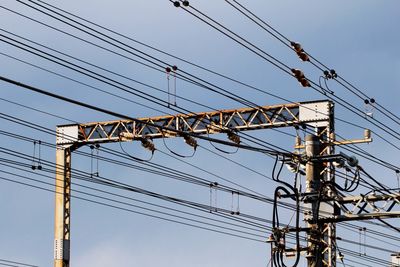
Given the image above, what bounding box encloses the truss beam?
[56,100,331,146]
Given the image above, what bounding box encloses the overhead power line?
[4,3,400,163]
[0,259,39,267]
[169,0,400,143]
[225,0,400,127]
[0,173,266,243]
[0,75,290,157]
[3,1,400,155]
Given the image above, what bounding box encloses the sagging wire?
[358,165,393,195]
[272,186,301,267]
[118,137,155,162]
[271,155,301,267]
[206,128,239,154]
[161,132,197,158]
[316,167,359,231]
[318,75,334,96]
[334,166,360,193]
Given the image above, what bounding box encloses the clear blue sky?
[0,1,399,266]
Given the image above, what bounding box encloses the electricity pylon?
[53,100,398,267]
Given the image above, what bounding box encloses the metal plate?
[299,101,330,128]
[54,239,70,260]
[56,125,78,145]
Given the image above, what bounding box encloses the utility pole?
[304,135,324,267]
[54,146,72,267]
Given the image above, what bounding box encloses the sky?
[0,1,399,267]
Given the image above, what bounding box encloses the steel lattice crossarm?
[56,100,333,146]
[319,192,400,223]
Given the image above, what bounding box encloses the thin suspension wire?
[0,259,39,267]
[4,0,398,220]
[170,0,400,143]
[0,162,269,235]
[226,0,400,127]
[0,174,266,243]
[1,5,398,156]
[34,0,400,130]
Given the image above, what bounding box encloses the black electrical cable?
[0,124,274,209]
[0,143,275,209]
[2,2,396,262]
[358,166,394,195]
[0,31,298,158]
[0,263,19,267]
[0,45,300,163]
[340,222,400,243]
[0,119,324,228]
[0,151,276,230]
[171,0,400,143]
[3,94,396,214]
[0,29,219,113]
[4,5,398,170]
[340,247,396,266]
[1,107,296,214]
[3,1,400,157]
[270,155,301,267]
[11,1,260,109]
[0,259,38,267]
[0,52,171,116]
[1,159,273,233]
[3,136,290,224]
[341,258,373,267]
[0,163,270,236]
[0,75,291,157]
[0,120,392,233]
[0,174,266,243]
[35,0,400,132]
[31,0,298,105]
[0,57,396,234]
[339,236,397,254]
[171,0,292,75]
[308,83,400,141]
[226,0,400,128]
[9,161,271,235]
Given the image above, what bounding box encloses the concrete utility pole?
[304,135,324,267]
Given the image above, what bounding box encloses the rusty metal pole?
[54,146,72,267]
